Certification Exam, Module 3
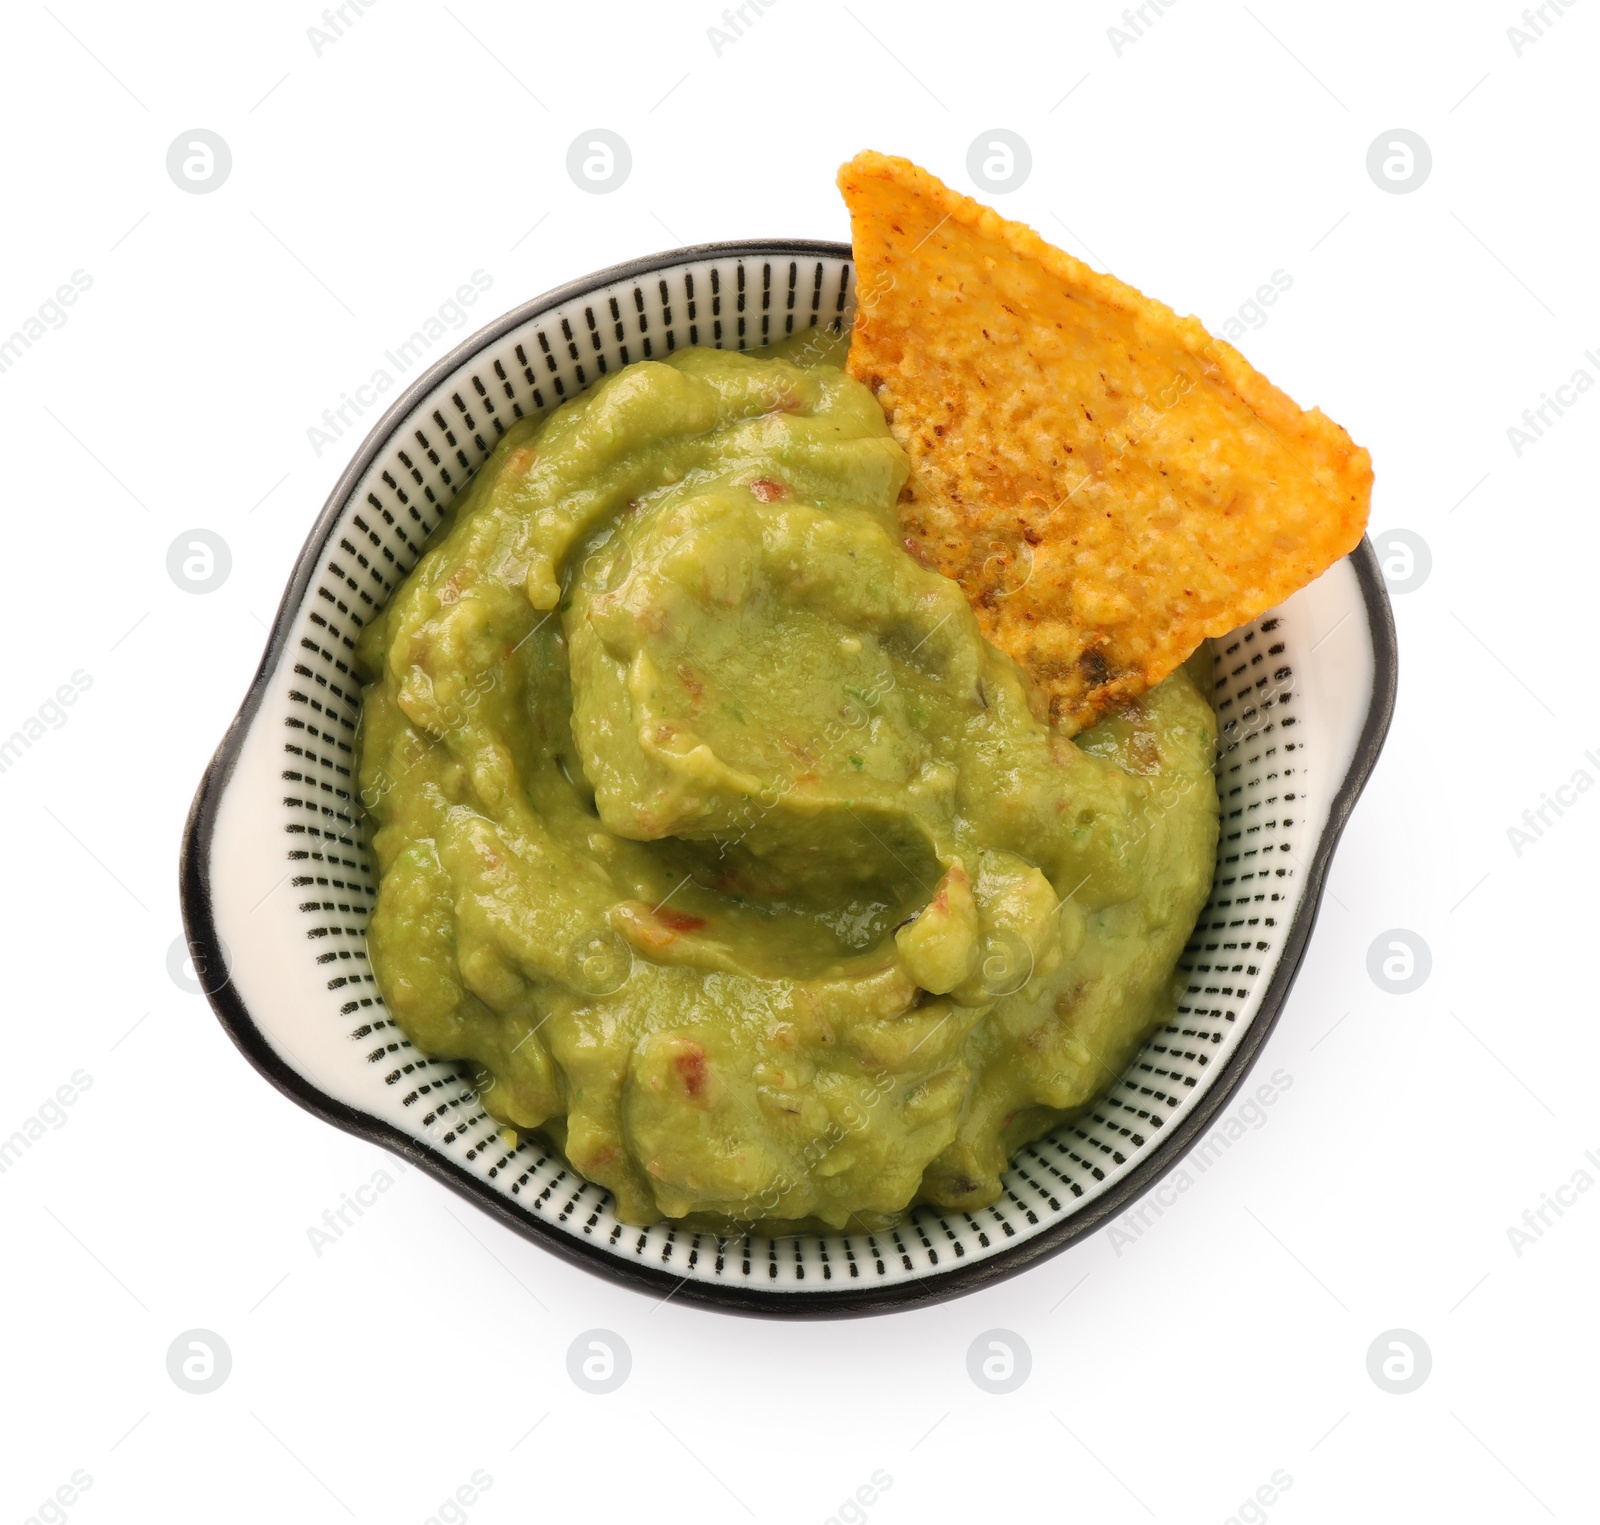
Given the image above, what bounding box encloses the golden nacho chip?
[838,150,1373,734]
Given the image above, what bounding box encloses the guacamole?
[355,338,1219,1230]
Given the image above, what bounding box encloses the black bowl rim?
[180,238,1399,1319]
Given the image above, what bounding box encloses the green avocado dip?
[354,336,1220,1230]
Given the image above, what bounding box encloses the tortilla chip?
[838,151,1373,734]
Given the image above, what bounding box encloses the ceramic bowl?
[181,241,1397,1316]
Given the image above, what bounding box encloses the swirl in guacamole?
[355,335,1219,1229]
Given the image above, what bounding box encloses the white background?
[1,2,1594,1521]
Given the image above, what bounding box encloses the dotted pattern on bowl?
[278,253,1305,1292]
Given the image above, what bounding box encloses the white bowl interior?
[203,249,1376,1297]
